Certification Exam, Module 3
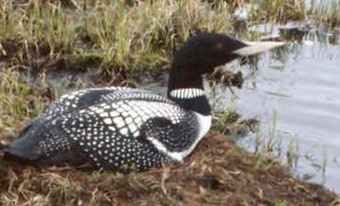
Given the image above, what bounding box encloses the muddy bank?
[0,134,338,205]
[1,0,340,205]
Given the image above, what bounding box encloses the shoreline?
[1,132,338,205]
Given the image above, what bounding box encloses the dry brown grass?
[1,0,340,205]
[309,0,340,28]
[1,134,338,205]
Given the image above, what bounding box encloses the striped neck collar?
[168,88,211,115]
[169,88,205,99]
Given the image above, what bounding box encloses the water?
[212,30,340,193]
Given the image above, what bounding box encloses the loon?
[0,33,284,172]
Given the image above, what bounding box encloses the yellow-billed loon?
[0,33,284,172]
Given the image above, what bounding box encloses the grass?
[1,0,335,83]
[0,134,338,205]
[1,0,340,205]
[0,69,47,134]
[0,0,310,134]
[248,111,302,173]
[212,108,259,143]
[310,0,340,28]
[0,0,234,136]
[0,0,234,79]
[249,0,306,23]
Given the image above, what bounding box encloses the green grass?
[0,0,337,171]
[0,0,235,132]
[0,1,339,204]
[0,0,234,77]
[3,0,334,81]
[249,0,306,23]
[310,0,340,28]
[0,69,46,133]
[212,108,259,143]
[252,112,300,170]
[1,0,318,140]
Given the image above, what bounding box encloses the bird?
[0,33,284,172]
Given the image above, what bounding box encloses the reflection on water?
[210,30,340,193]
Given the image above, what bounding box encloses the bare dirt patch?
[1,133,338,205]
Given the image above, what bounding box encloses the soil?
[0,132,338,206]
[1,1,339,205]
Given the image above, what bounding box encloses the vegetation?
[0,134,338,205]
[310,0,340,28]
[0,0,233,78]
[249,0,306,23]
[0,0,339,205]
[0,69,47,134]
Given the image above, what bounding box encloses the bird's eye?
[214,43,224,51]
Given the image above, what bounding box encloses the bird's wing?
[43,86,140,118]
[137,115,199,162]
[15,87,136,140]
[5,95,199,171]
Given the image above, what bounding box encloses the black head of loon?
[169,33,246,91]
[0,33,284,172]
[167,33,284,115]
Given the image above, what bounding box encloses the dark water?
[211,29,340,193]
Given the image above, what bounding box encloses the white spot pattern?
[20,86,209,172]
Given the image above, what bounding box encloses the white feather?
[147,112,211,162]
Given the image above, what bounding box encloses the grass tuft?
[249,0,306,23]
[0,0,233,80]
[0,0,339,205]
[0,69,47,134]
[310,0,340,28]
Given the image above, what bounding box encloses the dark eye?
[214,43,224,51]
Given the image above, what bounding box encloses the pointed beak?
[233,41,285,56]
